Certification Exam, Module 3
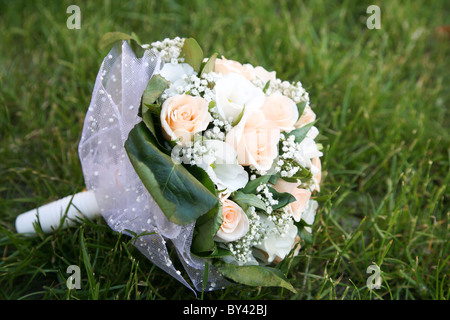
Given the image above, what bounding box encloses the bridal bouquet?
[17,34,323,293]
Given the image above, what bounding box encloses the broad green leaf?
[297,226,313,244]
[287,120,317,143]
[267,186,296,210]
[268,174,279,185]
[240,175,273,194]
[98,31,134,51]
[193,245,232,259]
[278,160,313,183]
[191,201,223,254]
[189,165,222,254]
[181,38,204,72]
[142,74,170,107]
[141,109,169,152]
[142,109,156,138]
[125,122,218,226]
[130,32,141,45]
[215,262,297,293]
[142,102,162,117]
[188,165,217,196]
[201,52,218,76]
[231,191,267,211]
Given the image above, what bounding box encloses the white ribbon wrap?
[15,190,99,234]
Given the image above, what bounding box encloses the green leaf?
[201,52,218,75]
[297,226,313,244]
[240,175,273,194]
[187,166,222,254]
[181,38,204,72]
[98,32,134,51]
[130,32,142,45]
[232,105,245,126]
[142,109,157,138]
[278,161,313,183]
[193,245,232,259]
[267,186,296,210]
[287,120,317,144]
[98,32,146,56]
[296,101,307,121]
[141,109,171,152]
[231,191,267,211]
[215,262,297,293]
[188,165,217,196]
[262,80,271,94]
[142,102,161,117]
[201,261,210,297]
[268,174,279,185]
[191,200,223,254]
[125,122,218,226]
[142,74,170,107]
[208,100,216,111]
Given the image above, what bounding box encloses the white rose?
[215,198,249,242]
[294,133,323,169]
[253,214,299,264]
[302,199,318,232]
[159,63,194,97]
[214,73,265,124]
[306,125,319,139]
[195,139,249,192]
[300,137,323,162]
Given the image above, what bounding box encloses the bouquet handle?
[15,190,100,234]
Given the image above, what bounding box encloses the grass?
[0,0,449,300]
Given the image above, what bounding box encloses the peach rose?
[215,198,249,242]
[160,94,211,145]
[215,56,254,80]
[226,111,280,172]
[273,179,311,222]
[261,93,299,132]
[294,104,316,128]
[253,65,277,84]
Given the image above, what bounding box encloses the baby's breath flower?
[150,37,185,63]
[226,207,263,263]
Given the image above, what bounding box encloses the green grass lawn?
[1,0,448,300]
